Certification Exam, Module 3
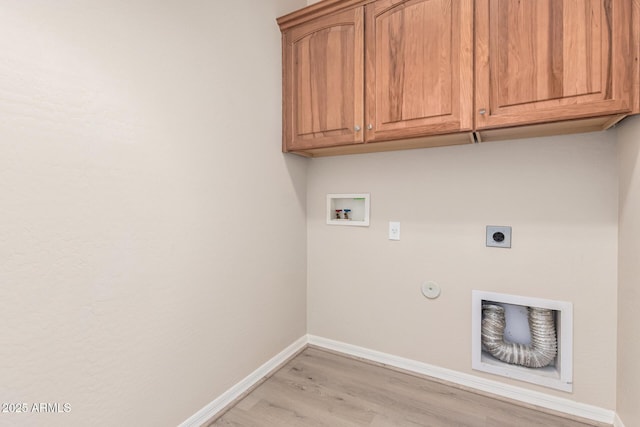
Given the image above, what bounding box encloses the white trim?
[179,335,307,427]
[180,334,620,426]
[308,335,615,425]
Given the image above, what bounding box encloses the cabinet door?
[283,8,364,151]
[476,0,633,130]
[365,0,474,142]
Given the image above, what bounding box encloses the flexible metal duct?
[481,304,557,368]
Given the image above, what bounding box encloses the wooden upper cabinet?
[365,0,474,142]
[282,7,364,151]
[475,0,634,130]
[278,0,637,156]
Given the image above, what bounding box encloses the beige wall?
[307,133,619,408]
[0,1,307,426]
[617,115,640,426]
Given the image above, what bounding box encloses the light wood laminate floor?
[209,347,606,427]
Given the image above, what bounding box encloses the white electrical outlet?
[389,221,400,240]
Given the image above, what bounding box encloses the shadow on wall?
[618,117,640,210]
[284,154,310,214]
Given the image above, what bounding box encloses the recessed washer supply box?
[326,193,370,226]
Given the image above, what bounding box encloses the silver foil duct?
[481,304,558,368]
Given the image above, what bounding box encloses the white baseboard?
[308,335,616,426]
[179,335,307,427]
[180,334,621,427]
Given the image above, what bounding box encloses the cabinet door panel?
[366,0,473,142]
[476,0,633,129]
[283,8,364,151]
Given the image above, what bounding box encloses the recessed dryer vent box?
[471,290,573,392]
[326,193,370,226]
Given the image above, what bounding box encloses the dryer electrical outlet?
[486,226,511,248]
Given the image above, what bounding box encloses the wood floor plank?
[279,355,473,426]
[209,348,606,427]
[249,375,370,427]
